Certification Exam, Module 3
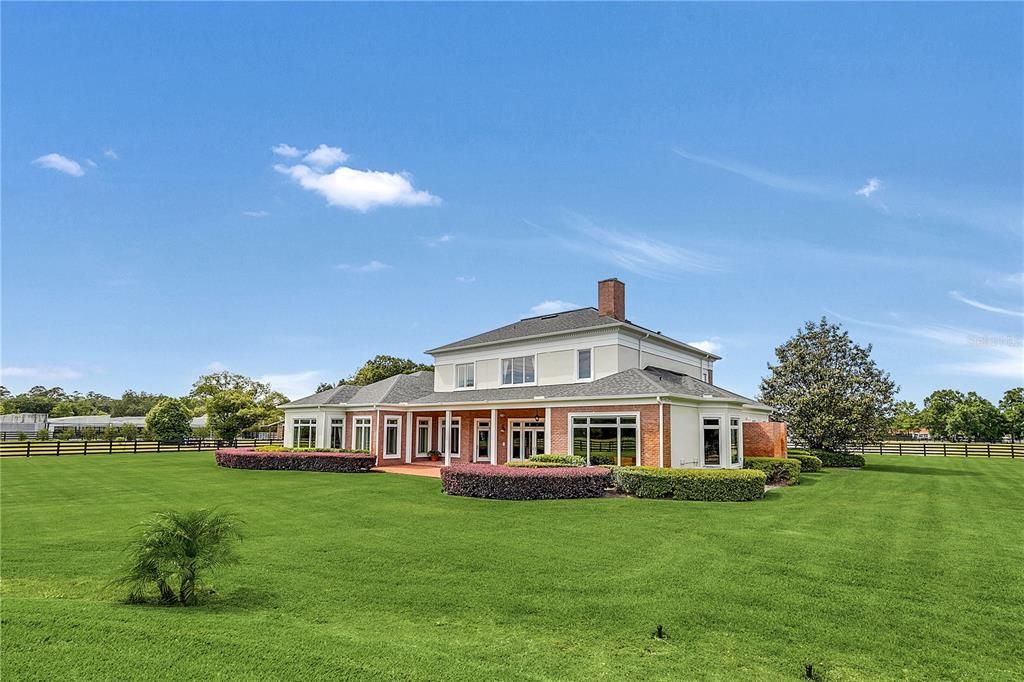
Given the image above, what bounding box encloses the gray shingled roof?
[282,368,762,409]
[424,307,721,359]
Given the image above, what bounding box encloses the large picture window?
[292,418,317,448]
[384,416,400,458]
[571,415,637,466]
[353,417,372,452]
[455,363,475,389]
[501,356,535,385]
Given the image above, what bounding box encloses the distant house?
[281,279,780,468]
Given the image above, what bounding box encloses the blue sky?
[2,3,1022,404]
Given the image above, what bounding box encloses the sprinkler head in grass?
[653,624,666,640]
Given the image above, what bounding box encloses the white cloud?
[455,275,476,284]
[672,147,829,196]
[949,291,1024,317]
[336,260,391,273]
[258,370,322,400]
[303,144,350,169]
[554,214,725,279]
[986,272,1024,290]
[687,339,722,354]
[272,143,304,158]
[205,361,227,372]
[855,178,882,198]
[242,210,270,218]
[32,153,85,177]
[103,148,119,160]
[85,159,98,168]
[424,234,453,247]
[1,365,84,381]
[275,162,441,213]
[530,300,580,316]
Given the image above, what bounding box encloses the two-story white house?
[280,279,776,468]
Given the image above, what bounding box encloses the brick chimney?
[598,278,625,321]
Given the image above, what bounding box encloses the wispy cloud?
[258,370,321,400]
[206,361,228,372]
[552,214,725,279]
[423,234,453,247]
[242,210,270,218]
[830,310,1023,380]
[274,144,440,213]
[686,339,722,355]
[1,365,85,381]
[272,143,304,158]
[103,148,119,160]
[855,177,882,198]
[32,153,85,177]
[336,260,391,273]
[85,159,98,168]
[302,144,349,169]
[672,147,829,196]
[950,291,1024,317]
[455,275,476,284]
[986,272,1024,291]
[529,300,580,316]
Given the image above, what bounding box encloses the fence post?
[109,439,113,454]
[56,440,60,456]
[83,439,87,456]
[898,442,902,456]
[964,444,968,457]
[26,440,31,458]
[134,439,138,454]
[177,442,181,452]
[987,443,991,458]
[943,442,947,457]
[157,441,161,453]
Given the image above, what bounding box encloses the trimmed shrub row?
[215,448,375,473]
[743,456,802,485]
[611,467,766,502]
[787,452,823,472]
[254,445,370,454]
[789,448,865,468]
[528,454,585,466]
[441,464,611,500]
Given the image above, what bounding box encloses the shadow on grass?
[866,463,981,477]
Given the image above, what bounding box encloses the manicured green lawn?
[2,454,1022,680]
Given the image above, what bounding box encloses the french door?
[508,421,545,461]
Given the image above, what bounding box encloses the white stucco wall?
[537,349,575,385]
[670,404,701,468]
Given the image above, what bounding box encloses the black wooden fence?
[797,441,1020,459]
[0,438,284,458]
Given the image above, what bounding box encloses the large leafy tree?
[189,370,287,433]
[919,389,966,440]
[111,390,169,417]
[890,400,920,434]
[945,392,1007,442]
[145,398,194,441]
[323,355,433,389]
[205,390,268,441]
[759,317,897,451]
[1000,388,1024,442]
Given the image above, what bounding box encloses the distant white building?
[47,414,207,436]
[0,412,48,436]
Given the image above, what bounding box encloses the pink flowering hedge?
[215,448,374,473]
[441,464,611,500]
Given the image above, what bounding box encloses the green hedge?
[743,456,801,485]
[611,467,766,502]
[529,454,585,466]
[787,453,823,472]
[790,448,865,468]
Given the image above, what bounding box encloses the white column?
[405,412,413,463]
[444,409,452,466]
[658,400,665,467]
[490,408,498,463]
[544,407,551,456]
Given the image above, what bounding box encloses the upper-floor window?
[501,355,535,385]
[577,349,592,380]
[455,362,475,389]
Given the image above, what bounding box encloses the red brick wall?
[598,278,625,321]
[742,421,787,458]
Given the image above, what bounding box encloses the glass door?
[508,421,545,461]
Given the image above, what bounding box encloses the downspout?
[657,396,665,467]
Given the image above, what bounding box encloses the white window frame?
[292,418,317,448]
[500,355,537,386]
[700,416,723,468]
[576,347,593,382]
[566,412,641,466]
[729,417,742,466]
[474,418,491,462]
[455,362,476,390]
[416,417,432,455]
[383,415,401,459]
[329,417,345,450]
[352,416,372,452]
[438,416,461,456]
